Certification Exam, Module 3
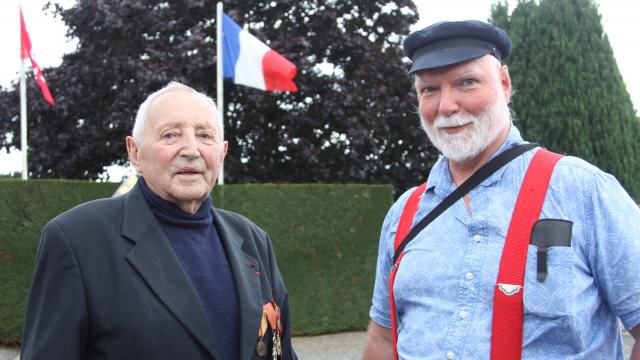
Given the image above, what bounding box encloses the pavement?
[0,329,634,359]
[293,331,367,360]
[0,332,367,360]
[0,348,18,360]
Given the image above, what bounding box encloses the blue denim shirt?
[370,126,640,359]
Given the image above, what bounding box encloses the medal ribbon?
[272,300,282,335]
[258,311,268,339]
[263,303,278,330]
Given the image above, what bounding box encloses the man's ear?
[500,65,513,103]
[125,136,142,173]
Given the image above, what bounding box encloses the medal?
[272,330,278,360]
[274,301,282,358]
[275,331,282,356]
[256,310,269,357]
[261,301,283,360]
[256,340,267,357]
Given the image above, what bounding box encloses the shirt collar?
[426,125,525,197]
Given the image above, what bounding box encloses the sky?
[0,0,638,176]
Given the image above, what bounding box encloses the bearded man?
[363,20,640,360]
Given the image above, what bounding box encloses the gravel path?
[1,330,634,359]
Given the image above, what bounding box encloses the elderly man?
[363,20,640,359]
[21,81,297,360]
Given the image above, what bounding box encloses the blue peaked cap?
[403,20,512,74]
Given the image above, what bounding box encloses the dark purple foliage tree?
[0,0,438,194]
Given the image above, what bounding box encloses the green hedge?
[0,180,119,345]
[0,180,392,344]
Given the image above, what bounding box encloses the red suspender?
[389,149,562,360]
[490,149,562,359]
[389,182,427,360]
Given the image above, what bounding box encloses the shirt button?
[447,351,455,359]
[458,310,467,319]
[465,272,474,280]
[473,234,481,242]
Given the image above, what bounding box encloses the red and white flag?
[20,8,55,106]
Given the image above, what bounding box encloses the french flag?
[222,13,298,92]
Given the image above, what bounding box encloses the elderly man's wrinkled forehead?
[146,89,222,138]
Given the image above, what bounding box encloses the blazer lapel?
[213,208,263,360]
[121,186,222,360]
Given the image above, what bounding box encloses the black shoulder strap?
[392,143,538,264]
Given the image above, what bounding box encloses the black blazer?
[21,184,296,360]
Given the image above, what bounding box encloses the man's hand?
[362,321,393,360]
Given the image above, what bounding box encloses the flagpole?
[20,53,28,180]
[216,2,224,185]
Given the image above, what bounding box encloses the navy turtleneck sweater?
[139,178,240,360]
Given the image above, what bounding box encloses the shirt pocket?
[523,244,575,319]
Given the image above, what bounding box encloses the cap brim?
[409,47,491,74]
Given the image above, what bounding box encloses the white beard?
[421,95,512,162]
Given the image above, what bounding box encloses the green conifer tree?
[491,0,640,199]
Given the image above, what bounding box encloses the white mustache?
[433,114,477,129]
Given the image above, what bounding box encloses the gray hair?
[132,81,221,145]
